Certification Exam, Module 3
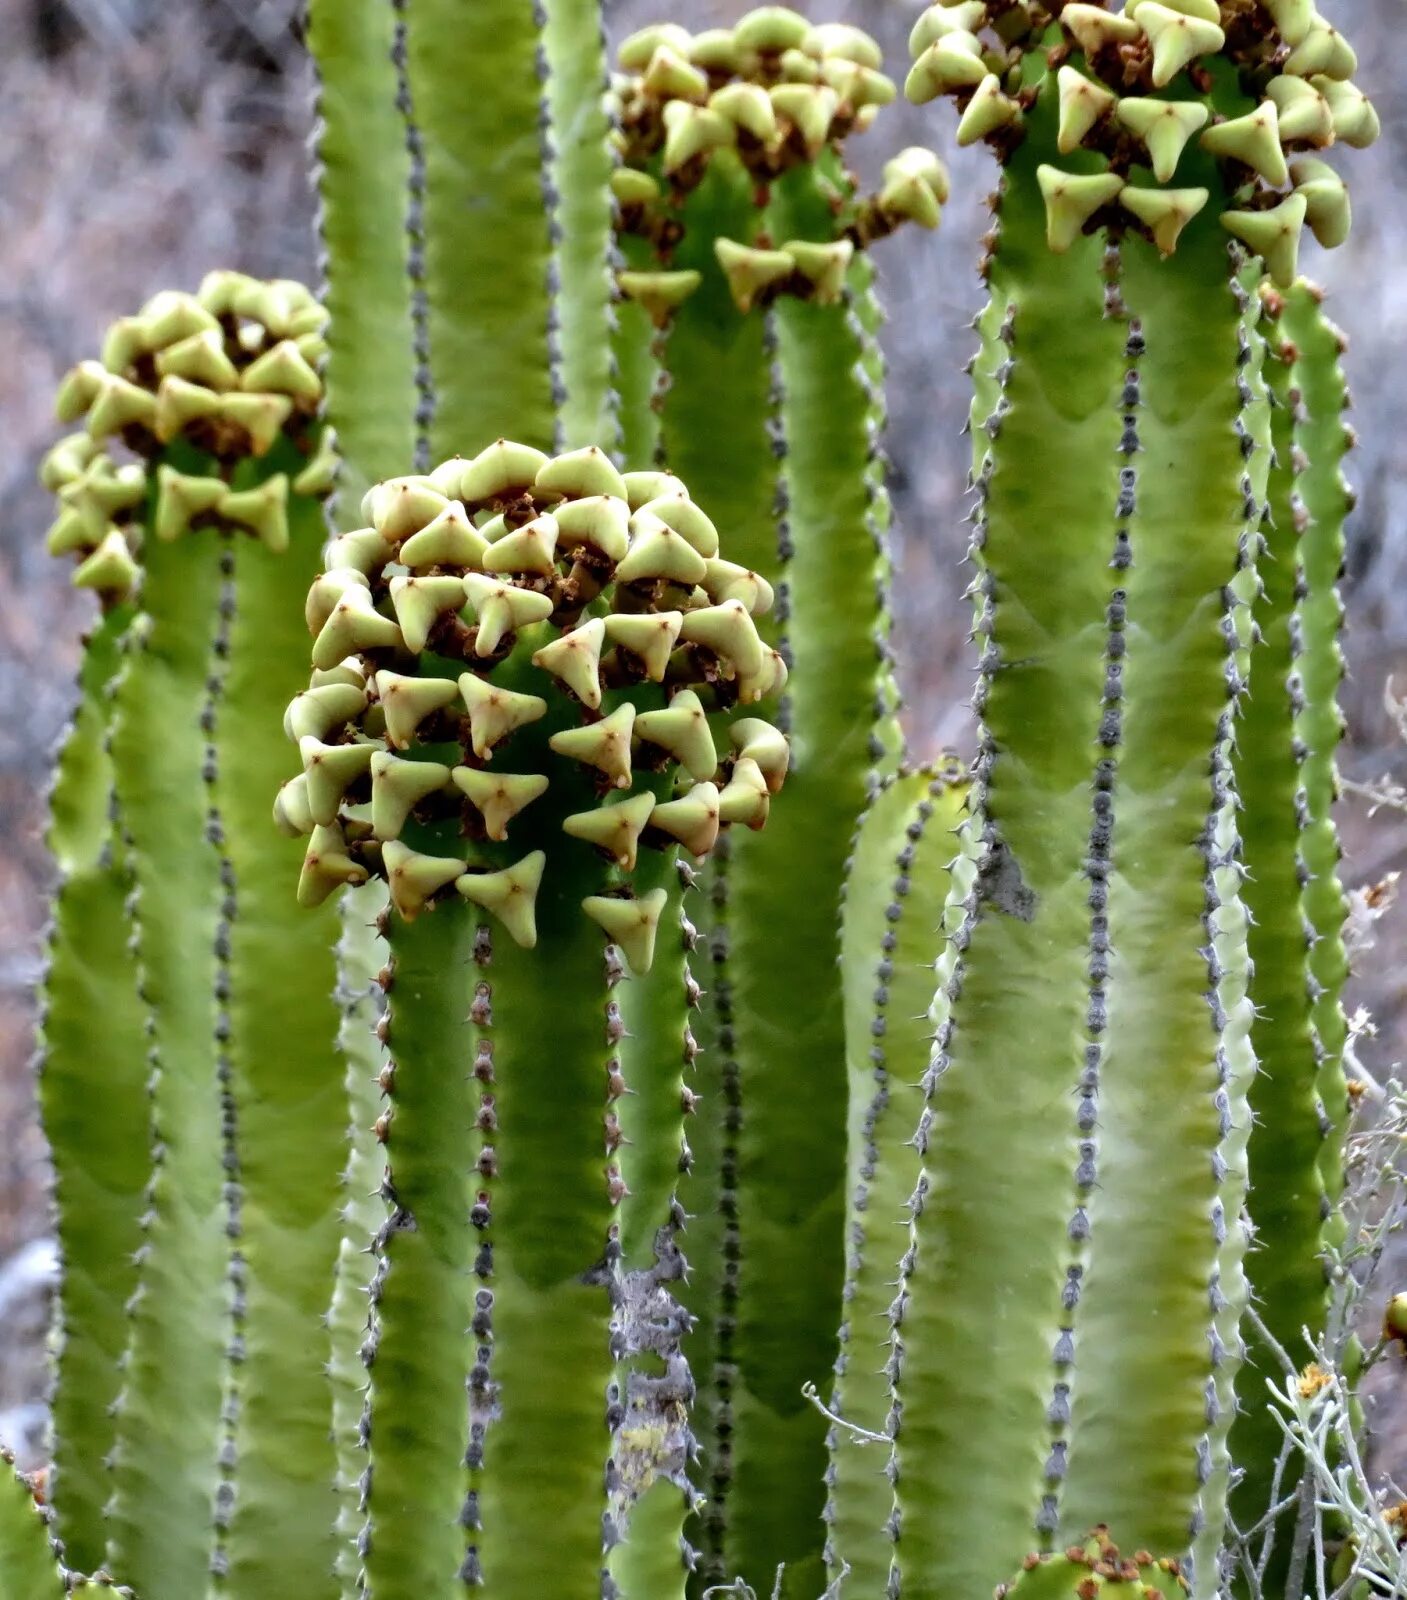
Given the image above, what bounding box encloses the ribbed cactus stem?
[0,1458,66,1600]
[104,499,229,1600]
[45,276,341,1600]
[328,881,388,1600]
[828,762,969,1595]
[1231,278,1354,1556]
[610,19,942,1585]
[36,585,147,1573]
[210,459,345,1598]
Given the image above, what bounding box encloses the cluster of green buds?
[40,435,147,605]
[48,274,336,557]
[905,0,1377,283]
[612,8,950,317]
[278,440,789,972]
[995,1529,1190,1598]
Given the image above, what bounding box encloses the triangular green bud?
[611,168,661,208]
[155,328,239,391]
[1057,66,1115,155]
[370,752,452,840]
[532,617,608,709]
[383,840,465,921]
[311,588,405,670]
[617,270,703,326]
[456,852,547,948]
[535,446,628,505]
[735,645,788,704]
[299,824,368,908]
[1119,185,1210,255]
[1222,193,1309,288]
[85,372,158,439]
[909,4,989,58]
[45,504,95,559]
[1062,4,1143,57]
[462,575,554,656]
[619,22,693,72]
[310,659,368,690]
[40,431,100,489]
[153,376,221,443]
[1138,3,1226,87]
[550,703,636,788]
[662,101,734,173]
[690,28,739,73]
[1264,0,1315,46]
[155,467,226,543]
[820,60,896,111]
[1284,19,1357,81]
[300,736,377,826]
[218,475,291,554]
[216,391,294,456]
[905,35,990,104]
[603,611,684,682]
[483,513,560,578]
[374,670,459,749]
[100,315,154,374]
[1266,75,1334,146]
[718,757,771,829]
[634,689,718,780]
[729,717,790,791]
[1115,97,1209,183]
[459,439,552,509]
[453,770,549,842]
[240,339,322,404]
[618,514,711,588]
[769,84,839,156]
[72,529,138,599]
[701,558,774,615]
[367,476,452,544]
[292,429,339,498]
[140,289,220,348]
[710,82,777,143]
[622,471,686,512]
[196,268,252,317]
[1291,157,1352,249]
[779,47,822,84]
[1200,101,1289,187]
[554,496,631,564]
[389,574,471,655]
[458,673,548,760]
[714,240,795,316]
[734,7,811,54]
[1129,0,1221,21]
[635,493,719,559]
[783,239,854,304]
[1315,77,1379,148]
[325,527,392,577]
[642,43,710,103]
[679,598,766,676]
[274,773,316,837]
[805,22,883,70]
[956,73,1025,147]
[648,781,722,858]
[1036,165,1124,253]
[564,792,657,870]
[398,501,489,571]
[285,681,369,743]
[581,888,670,976]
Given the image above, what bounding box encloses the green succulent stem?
[104,465,229,1600]
[829,764,969,1594]
[307,0,419,511]
[879,77,1262,1593]
[210,460,346,1599]
[406,0,556,456]
[39,601,149,1572]
[0,1463,64,1600]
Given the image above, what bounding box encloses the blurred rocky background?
[0,0,1402,1478]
